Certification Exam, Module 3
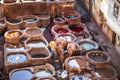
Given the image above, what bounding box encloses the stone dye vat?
[25,36,48,48]
[4,51,30,74]
[24,27,43,38]
[9,68,33,80]
[4,43,26,53]
[78,39,99,51]
[62,11,81,25]
[64,56,88,73]
[5,29,23,44]
[7,54,27,63]
[34,63,55,78]
[94,66,117,80]
[68,23,88,35]
[38,13,51,27]
[28,47,52,66]
[51,24,70,37]
[22,15,39,28]
[5,17,23,30]
[53,17,66,26]
[56,33,76,42]
[86,51,110,68]
[69,70,93,80]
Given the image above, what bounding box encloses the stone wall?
[84,0,120,52]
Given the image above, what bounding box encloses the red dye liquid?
[69,25,84,33]
[55,28,68,33]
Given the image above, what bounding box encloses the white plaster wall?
[106,0,120,36]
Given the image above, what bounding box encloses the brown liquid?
[96,68,114,78]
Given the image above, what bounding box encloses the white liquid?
[68,59,80,68]
[35,70,52,77]
[59,36,72,42]
[27,41,46,48]
[5,47,25,53]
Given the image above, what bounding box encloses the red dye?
[55,28,68,33]
[69,25,84,33]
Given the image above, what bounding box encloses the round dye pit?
[69,24,84,33]
[89,52,108,62]
[39,14,50,19]
[54,28,68,34]
[54,17,65,22]
[7,54,27,63]
[25,28,42,36]
[35,69,52,77]
[95,68,115,78]
[24,18,37,22]
[6,31,22,38]
[58,34,76,42]
[68,58,86,69]
[73,74,92,80]
[79,42,96,50]
[11,70,33,80]
[65,15,79,19]
[7,19,21,23]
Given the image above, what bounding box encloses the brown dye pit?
[69,24,84,33]
[89,53,107,62]
[26,29,42,35]
[73,71,92,80]
[95,68,114,78]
